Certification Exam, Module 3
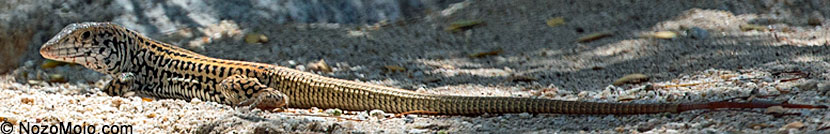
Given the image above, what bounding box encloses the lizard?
[38,22,827,115]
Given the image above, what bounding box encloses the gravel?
[1,0,829,133]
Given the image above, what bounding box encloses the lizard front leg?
[103,72,138,96]
[219,74,289,111]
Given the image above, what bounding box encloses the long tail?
[410,96,826,115]
[283,71,827,115]
[676,101,827,112]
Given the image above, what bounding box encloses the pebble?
[612,73,649,86]
[407,128,429,134]
[688,27,708,40]
[19,97,34,104]
[799,109,812,116]
[309,59,333,73]
[325,108,343,116]
[808,11,824,26]
[764,106,786,114]
[48,74,67,83]
[518,112,531,119]
[411,123,435,129]
[782,121,805,129]
[796,80,819,91]
[404,115,416,123]
[369,109,386,118]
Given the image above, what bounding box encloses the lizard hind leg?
[220,75,289,111]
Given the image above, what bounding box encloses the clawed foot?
[238,90,289,111]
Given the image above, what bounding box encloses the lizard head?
[40,22,131,74]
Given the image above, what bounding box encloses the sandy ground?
[2,0,830,133]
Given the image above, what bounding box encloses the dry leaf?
[469,49,503,58]
[383,65,406,73]
[577,31,613,43]
[244,33,268,44]
[740,24,768,31]
[546,17,565,27]
[653,31,677,39]
[446,20,484,32]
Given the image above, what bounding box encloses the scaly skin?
[39,22,826,115]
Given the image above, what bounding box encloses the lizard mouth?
[40,43,105,64]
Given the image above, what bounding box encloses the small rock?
[764,106,786,114]
[244,32,268,44]
[637,124,656,132]
[799,109,812,116]
[48,74,67,83]
[688,27,709,40]
[782,121,805,129]
[309,59,332,73]
[613,73,650,86]
[20,97,34,104]
[412,123,435,129]
[740,24,768,31]
[111,99,123,107]
[383,65,406,73]
[540,87,558,98]
[749,123,772,130]
[407,129,429,134]
[27,80,43,85]
[493,56,507,63]
[369,109,386,118]
[295,65,306,71]
[796,80,819,91]
[817,81,830,92]
[761,76,774,82]
[24,60,35,67]
[325,108,343,116]
[808,11,824,26]
[577,91,590,98]
[147,113,156,118]
[617,95,638,101]
[518,112,532,119]
[191,98,202,105]
[254,123,286,134]
[404,115,416,123]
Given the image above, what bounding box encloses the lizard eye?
[82,31,91,39]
